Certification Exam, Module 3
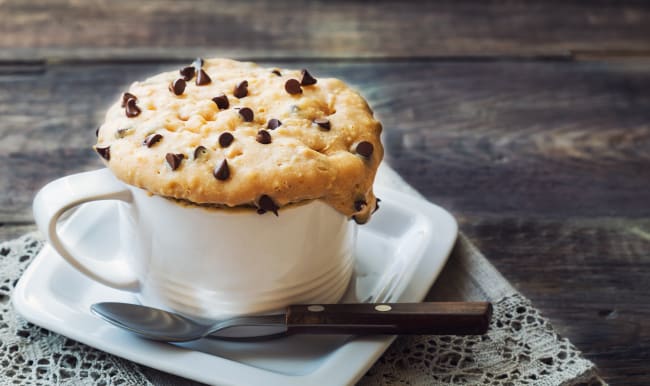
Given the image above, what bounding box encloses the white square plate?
[13,184,457,386]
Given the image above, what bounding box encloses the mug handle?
[33,168,140,291]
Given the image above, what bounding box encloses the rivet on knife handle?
[285,302,492,336]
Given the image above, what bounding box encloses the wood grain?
[1,2,650,381]
[0,224,37,242]
[2,61,648,383]
[460,216,650,384]
[0,0,649,60]
[2,60,649,222]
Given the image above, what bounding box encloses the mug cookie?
[95,58,383,223]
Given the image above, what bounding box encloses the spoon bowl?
[91,303,287,342]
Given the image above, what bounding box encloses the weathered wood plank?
[1,60,648,383]
[0,224,37,242]
[0,0,649,60]
[460,216,650,384]
[1,2,648,383]
[1,60,649,222]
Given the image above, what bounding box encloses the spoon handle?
[285,302,492,335]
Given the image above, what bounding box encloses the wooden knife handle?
[285,302,492,335]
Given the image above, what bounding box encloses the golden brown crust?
[95,58,383,222]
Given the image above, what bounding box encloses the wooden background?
[1,1,649,384]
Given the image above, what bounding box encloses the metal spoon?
[91,301,492,342]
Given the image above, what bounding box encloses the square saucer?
[13,184,457,386]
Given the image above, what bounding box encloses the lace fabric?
[0,234,152,386]
[360,295,601,386]
[2,233,600,385]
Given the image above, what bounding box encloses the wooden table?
[2,1,649,384]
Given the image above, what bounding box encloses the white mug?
[33,168,356,320]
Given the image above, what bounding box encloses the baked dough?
[95,58,383,223]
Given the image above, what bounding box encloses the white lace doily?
[2,233,601,385]
[360,295,601,386]
[0,234,152,386]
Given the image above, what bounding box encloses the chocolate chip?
[256,129,272,144]
[180,66,195,81]
[267,118,282,130]
[233,80,248,98]
[352,215,365,225]
[213,159,230,181]
[212,93,229,110]
[95,127,99,137]
[373,197,381,213]
[196,69,211,85]
[271,69,281,76]
[143,133,163,147]
[125,98,141,118]
[192,57,204,69]
[238,107,254,122]
[300,69,317,86]
[218,132,234,148]
[356,141,374,158]
[121,92,136,107]
[193,145,208,160]
[165,153,184,170]
[285,79,302,95]
[354,200,367,212]
[314,118,330,130]
[257,194,279,216]
[169,78,186,95]
[95,146,110,161]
